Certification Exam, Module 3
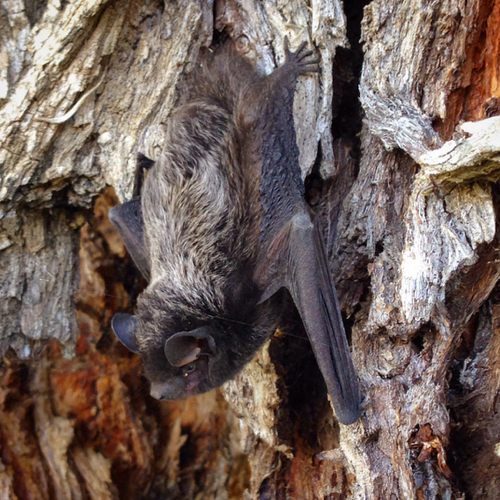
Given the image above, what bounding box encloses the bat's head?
[111,312,215,399]
[111,305,268,400]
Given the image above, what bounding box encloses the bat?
[108,38,361,425]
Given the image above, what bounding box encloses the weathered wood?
[333,0,500,498]
[1,0,499,498]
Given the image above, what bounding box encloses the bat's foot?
[284,37,320,75]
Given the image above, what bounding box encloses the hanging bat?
[109,38,361,425]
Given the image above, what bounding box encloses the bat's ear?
[112,313,139,353]
[164,328,216,367]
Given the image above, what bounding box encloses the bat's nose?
[150,384,165,400]
[149,381,184,400]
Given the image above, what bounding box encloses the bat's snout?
[150,381,185,401]
[150,384,166,400]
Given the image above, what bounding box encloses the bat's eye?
[183,363,196,376]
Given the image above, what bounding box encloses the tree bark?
[1,0,500,498]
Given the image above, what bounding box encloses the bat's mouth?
[148,371,205,400]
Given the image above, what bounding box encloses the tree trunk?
[1,0,499,498]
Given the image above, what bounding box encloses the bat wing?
[108,198,150,281]
[257,210,361,425]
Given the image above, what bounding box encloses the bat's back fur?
[137,46,266,352]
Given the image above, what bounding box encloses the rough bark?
[1,0,499,499]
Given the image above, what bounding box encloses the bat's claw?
[283,36,320,74]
